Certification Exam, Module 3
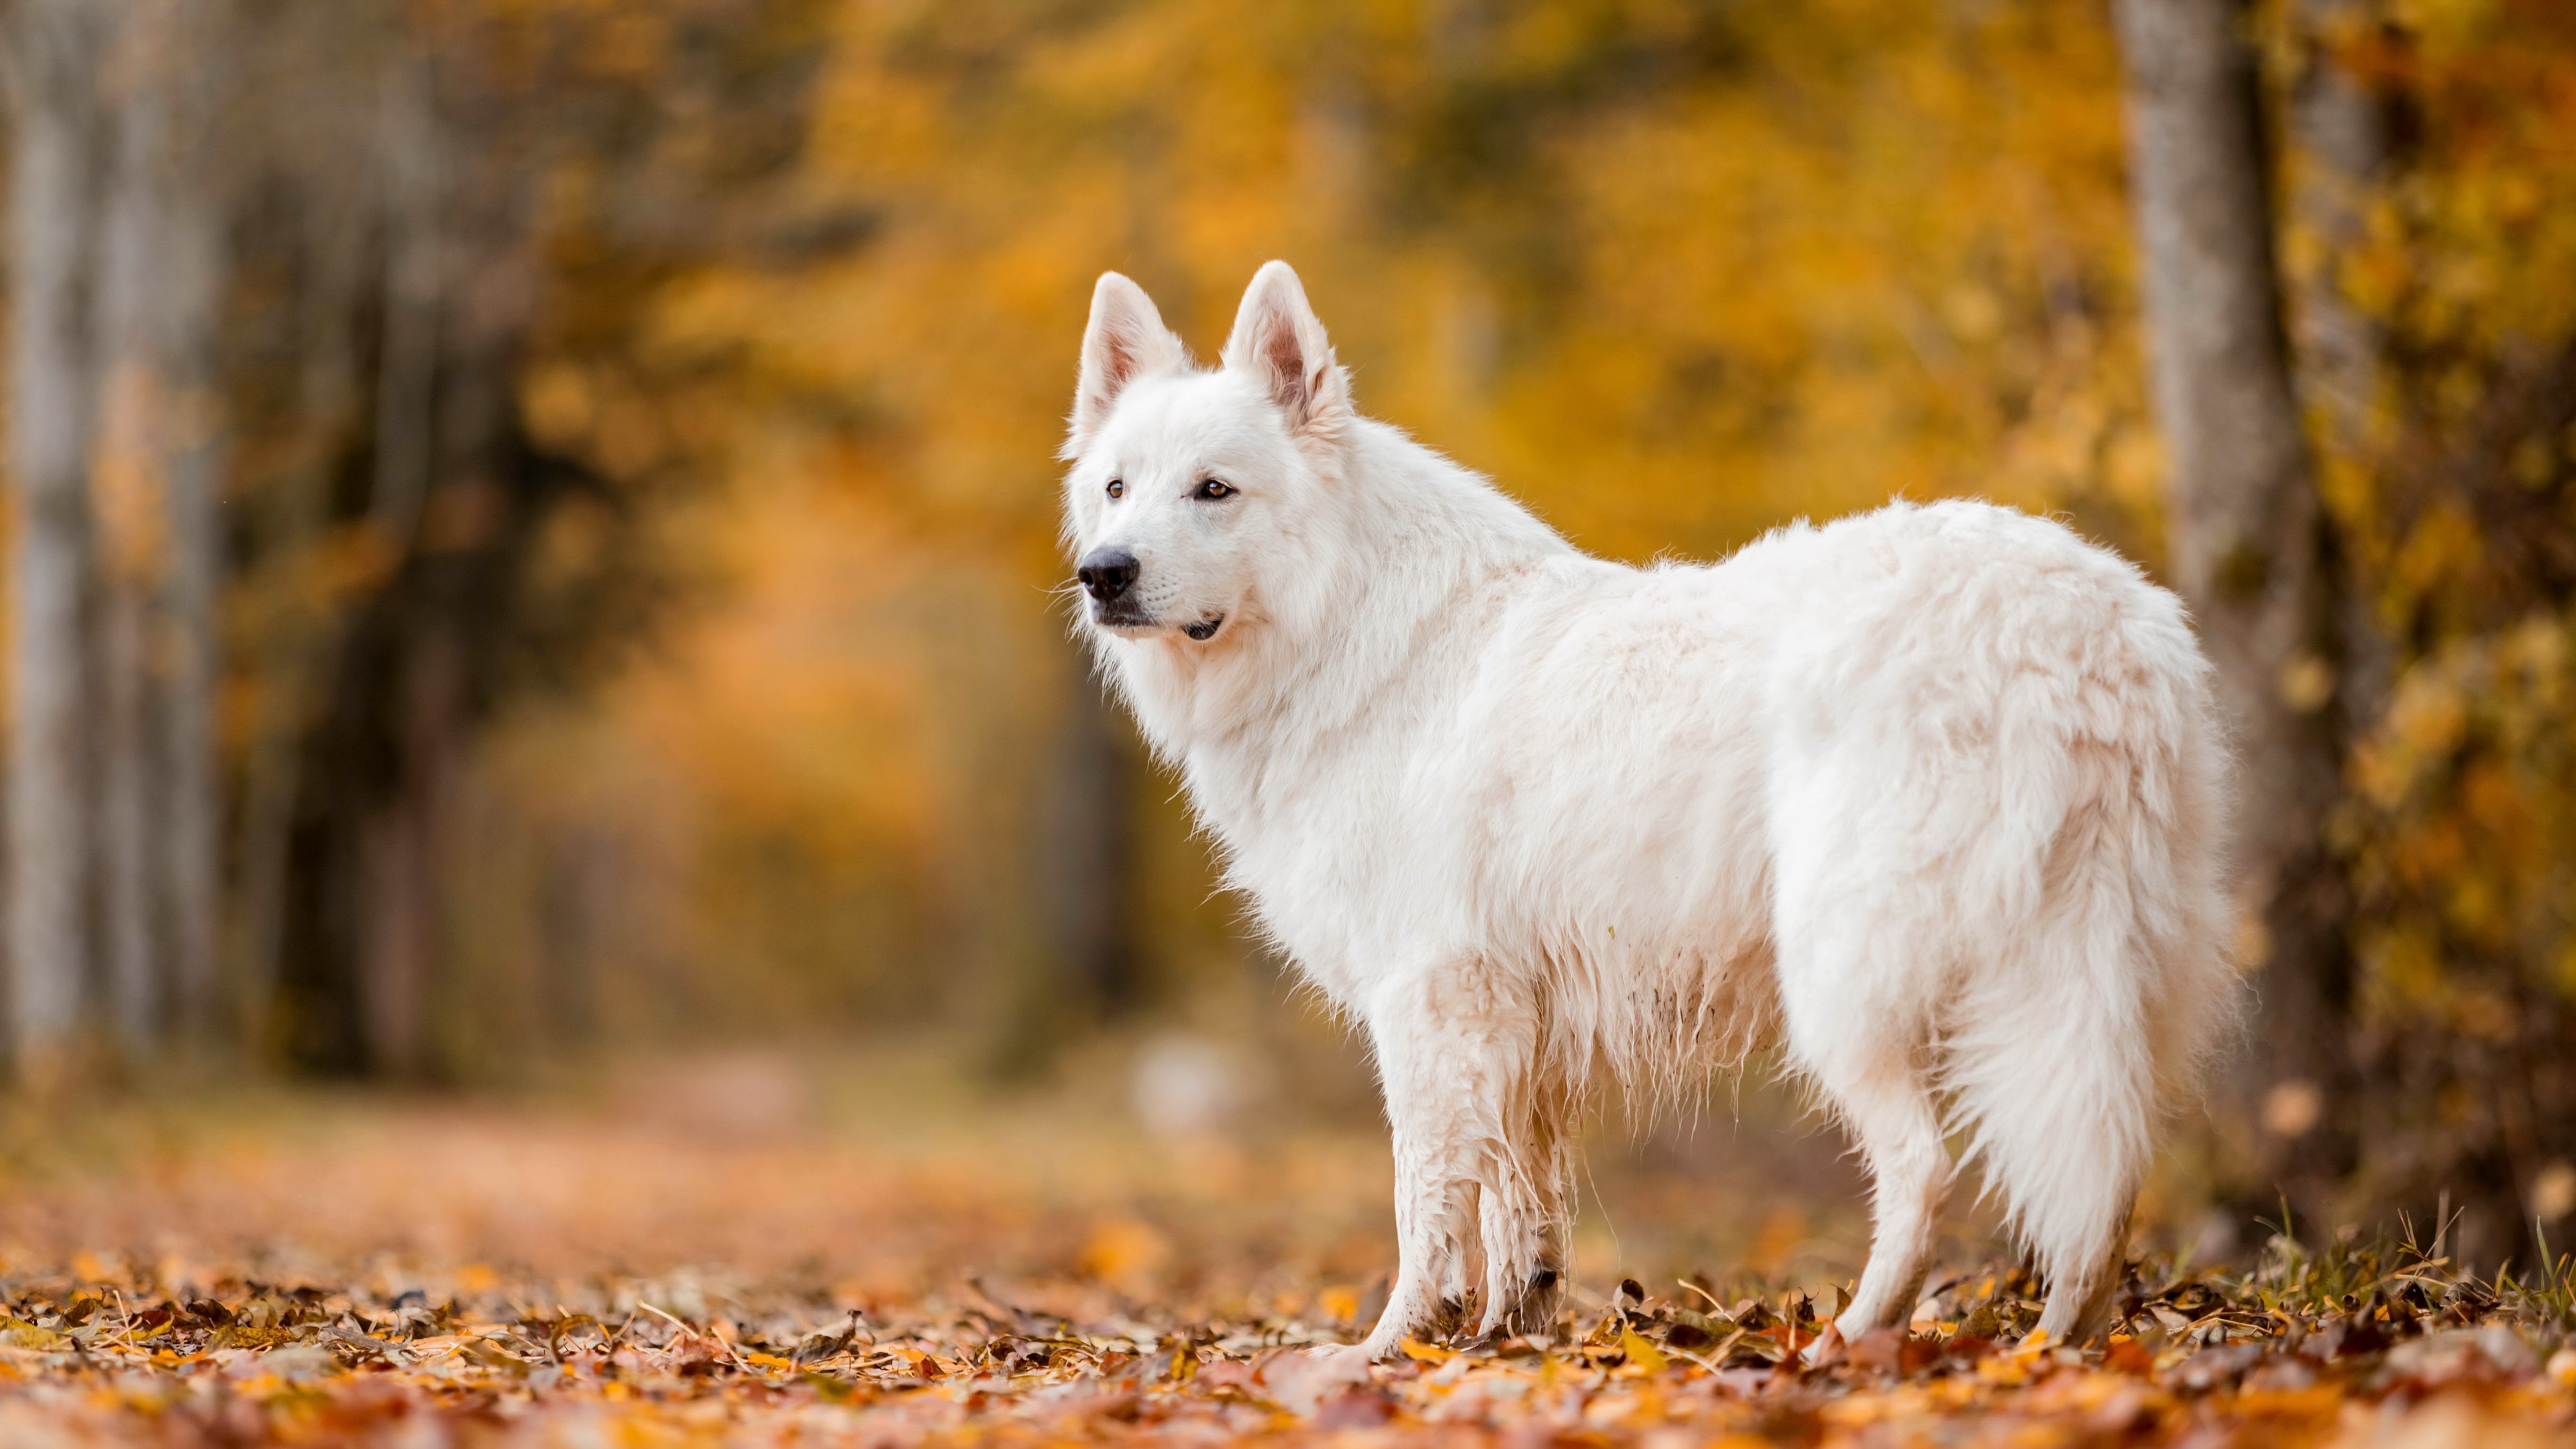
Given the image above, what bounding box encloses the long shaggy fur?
[1059,262,2237,1356]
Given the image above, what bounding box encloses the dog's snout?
[1077,547,1140,603]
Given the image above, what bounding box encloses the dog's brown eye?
[1194,478,1236,500]
[1106,478,1124,499]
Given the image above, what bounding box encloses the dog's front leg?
[1354,970,1537,1360]
[1362,1110,1477,1360]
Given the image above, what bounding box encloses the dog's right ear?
[1065,272,1187,458]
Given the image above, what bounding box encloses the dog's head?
[1059,261,1351,648]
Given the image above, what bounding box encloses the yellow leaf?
[0,1321,65,1351]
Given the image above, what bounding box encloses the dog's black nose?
[1077,547,1140,602]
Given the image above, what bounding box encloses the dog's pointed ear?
[1222,260,1349,443]
[1067,272,1187,455]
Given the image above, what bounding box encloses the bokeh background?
[3,0,2576,1304]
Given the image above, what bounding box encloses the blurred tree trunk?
[156,177,226,1047]
[97,94,165,1052]
[370,54,441,553]
[4,0,112,1080]
[352,54,448,1079]
[2288,0,2398,735]
[356,637,462,1079]
[990,662,1140,1076]
[2112,0,2359,1215]
[1048,674,1138,1015]
[91,0,233,1056]
[2286,0,2392,458]
[148,6,230,1049]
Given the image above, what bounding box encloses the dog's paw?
[1349,1332,1419,1364]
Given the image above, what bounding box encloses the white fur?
[1061,262,2235,1354]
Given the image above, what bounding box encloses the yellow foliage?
[466,0,2188,1047]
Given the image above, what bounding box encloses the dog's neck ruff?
[1094,416,1572,839]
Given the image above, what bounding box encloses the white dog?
[1060,261,2234,1356]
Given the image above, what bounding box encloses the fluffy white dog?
[1059,261,2234,1356]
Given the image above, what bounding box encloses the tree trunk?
[348,56,451,1079]
[2288,0,2399,735]
[5,0,112,1080]
[157,179,226,1046]
[357,800,434,1077]
[94,4,172,1056]
[2112,0,2358,1215]
[356,633,462,1079]
[94,486,156,1053]
[2286,0,2392,445]
[370,53,441,553]
[89,0,233,1057]
[1046,671,1138,1016]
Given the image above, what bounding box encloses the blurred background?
[1,0,2575,1300]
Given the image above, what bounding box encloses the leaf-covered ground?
[0,1081,2568,1446]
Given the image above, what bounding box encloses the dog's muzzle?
[1075,547,1223,639]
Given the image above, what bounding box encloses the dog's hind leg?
[1811,1049,1951,1337]
[1771,855,1952,1344]
[2034,1202,2130,1344]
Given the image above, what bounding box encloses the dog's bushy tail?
[1944,621,2236,1330]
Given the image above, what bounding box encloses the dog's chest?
[1177,731,1458,991]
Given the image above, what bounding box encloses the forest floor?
[0,1053,2565,1446]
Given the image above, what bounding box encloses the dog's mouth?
[1091,596,1155,630]
[1090,599,1226,642]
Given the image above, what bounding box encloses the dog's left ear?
[1222,260,1350,445]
